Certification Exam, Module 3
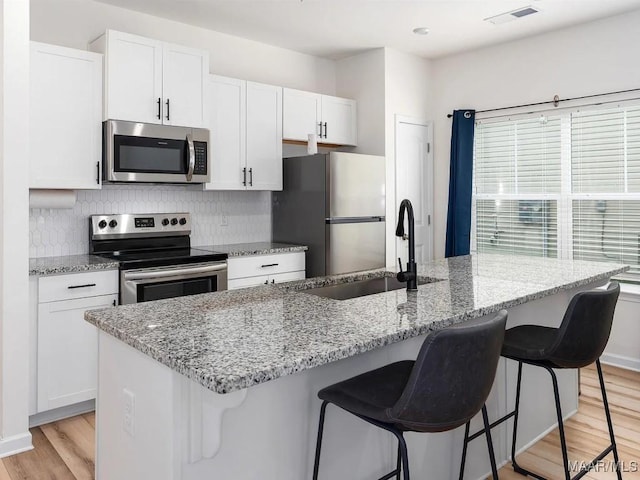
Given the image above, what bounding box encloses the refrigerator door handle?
[326,216,385,224]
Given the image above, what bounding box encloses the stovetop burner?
[89,213,227,270]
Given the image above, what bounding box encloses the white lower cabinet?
[227,252,305,290]
[33,270,118,415]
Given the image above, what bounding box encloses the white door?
[321,95,357,146]
[282,88,321,142]
[162,43,208,127]
[395,116,433,265]
[204,75,246,190]
[105,30,163,124]
[37,294,117,412]
[30,42,103,189]
[246,82,283,190]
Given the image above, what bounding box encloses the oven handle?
[186,133,195,182]
[123,263,227,281]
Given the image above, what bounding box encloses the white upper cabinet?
[205,75,246,190]
[204,76,282,191]
[282,89,322,140]
[321,95,358,146]
[162,43,208,127]
[246,82,283,191]
[282,88,357,146]
[30,42,103,190]
[91,30,208,128]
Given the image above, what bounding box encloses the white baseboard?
[0,432,33,459]
[29,399,95,428]
[601,353,640,372]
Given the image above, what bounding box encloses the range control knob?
[98,220,107,229]
[162,218,170,226]
[109,220,118,228]
[179,217,187,226]
[171,218,178,226]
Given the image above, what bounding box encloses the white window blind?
[473,102,640,276]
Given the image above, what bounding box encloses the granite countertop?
[29,254,119,276]
[195,242,307,257]
[85,254,628,395]
[29,242,307,276]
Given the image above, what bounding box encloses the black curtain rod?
[446,87,640,118]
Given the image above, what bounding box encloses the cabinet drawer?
[270,271,305,284]
[227,252,305,280]
[39,270,118,303]
[228,275,269,290]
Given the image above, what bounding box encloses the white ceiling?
[95,0,640,59]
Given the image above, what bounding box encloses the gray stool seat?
[501,325,558,363]
[312,311,508,480]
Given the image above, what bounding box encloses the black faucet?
[396,199,417,291]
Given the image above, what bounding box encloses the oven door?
[121,262,227,305]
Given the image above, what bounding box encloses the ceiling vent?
[485,6,540,25]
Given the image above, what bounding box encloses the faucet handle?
[398,257,403,273]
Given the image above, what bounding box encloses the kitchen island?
[86,254,626,480]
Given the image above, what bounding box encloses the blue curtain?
[445,110,476,258]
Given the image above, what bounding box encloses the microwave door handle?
[186,133,195,181]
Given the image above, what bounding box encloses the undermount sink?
[304,276,432,301]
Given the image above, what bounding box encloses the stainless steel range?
[90,213,227,305]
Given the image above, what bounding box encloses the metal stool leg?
[396,442,402,480]
[482,405,499,479]
[459,421,471,480]
[397,432,410,480]
[510,362,528,475]
[546,366,571,480]
[596,360,623,480]
[312,401,328,480]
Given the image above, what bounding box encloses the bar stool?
[311,311,508,480]
[479,282,621,480]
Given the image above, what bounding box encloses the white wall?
[336,48,386,156]
[0,0,32,457]
[431,9,640,259]
[384,48,433,266]
[30,0,336,94]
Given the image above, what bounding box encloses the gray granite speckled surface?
[195,242,307,257]
[85,254,627,394]
[29,255,119,276]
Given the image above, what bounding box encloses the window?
[473,103,640,276]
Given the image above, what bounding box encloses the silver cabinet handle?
[186,133,195,181]
[318,122,323,137]
[123,263,227,281]
[323,122,328,139]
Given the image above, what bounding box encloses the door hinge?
[427,143,431,154]
[428,214,431,226]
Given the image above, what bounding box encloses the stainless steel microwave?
[103,120,210,184]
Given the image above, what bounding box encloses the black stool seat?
[318,361,414,426]
[312,311,508,480]
[501,325,558,363]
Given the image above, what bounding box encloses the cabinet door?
[282,88,321,142]
[104,30,163,124]
[30,42,103,189]
[246,82,283,191]
[37,294,117,412]
[162,43,208,127]
[321,95,357,146]
[204,75,246,190]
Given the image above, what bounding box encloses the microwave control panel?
[194,141,207,175]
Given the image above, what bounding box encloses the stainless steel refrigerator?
[272,152,385,278]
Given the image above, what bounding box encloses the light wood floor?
[0,364,637,479]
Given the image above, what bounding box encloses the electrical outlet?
[220,213,228,227]
[123,388,135,437]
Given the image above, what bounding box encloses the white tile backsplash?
[29,185,271,258]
